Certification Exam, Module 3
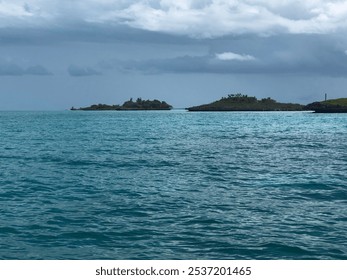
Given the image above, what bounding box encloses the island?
[304,98,347,113]
[186,94,304,111]
[72,98,172,111]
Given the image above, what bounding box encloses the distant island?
[187,94,304,111]
[71,94,347,113]
[304,98,347,113]
[72,98,172,111]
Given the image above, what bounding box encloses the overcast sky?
[1,0,347,109]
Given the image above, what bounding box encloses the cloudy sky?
[1,0,347,109]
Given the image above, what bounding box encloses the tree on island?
[221,93,257,103]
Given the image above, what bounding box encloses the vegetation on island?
[72,98,172,111]
[187,93,304,111]
[304,98,347,113]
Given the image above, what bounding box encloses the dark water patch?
[0,227,20,234]
[259,242,316,259]
[335,217,347,222]
[58,231,115,244]
[330,189,347,200]
[300,191,341,201]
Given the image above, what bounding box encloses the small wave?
[259,242,315,259]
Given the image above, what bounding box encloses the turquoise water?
[0,110,346,259]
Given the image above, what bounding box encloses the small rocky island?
[304,98,347,113]
[72,98,172,111]
[187,94,304,111]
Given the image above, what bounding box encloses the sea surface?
[0,110,346,259]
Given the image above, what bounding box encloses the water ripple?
[0,111,346,259]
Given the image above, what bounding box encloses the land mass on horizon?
[72,94,347,113]
[72,98,172,111]
[187,94,304,111]
[187,94,347,113]
[304,98,347,113]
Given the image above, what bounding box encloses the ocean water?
[0,110,346,260]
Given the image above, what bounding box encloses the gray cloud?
[1,1,347,38]
[68,64,101,77]
[0,61,52,76]
[113,34,347,77]
[0,62,25,76]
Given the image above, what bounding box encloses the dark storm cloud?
[3,1,347,43]
[0,25,197,47]
[3,0,345,38]
[114,34,347,77]
[68,65,101,77]
[2,1,347,79]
